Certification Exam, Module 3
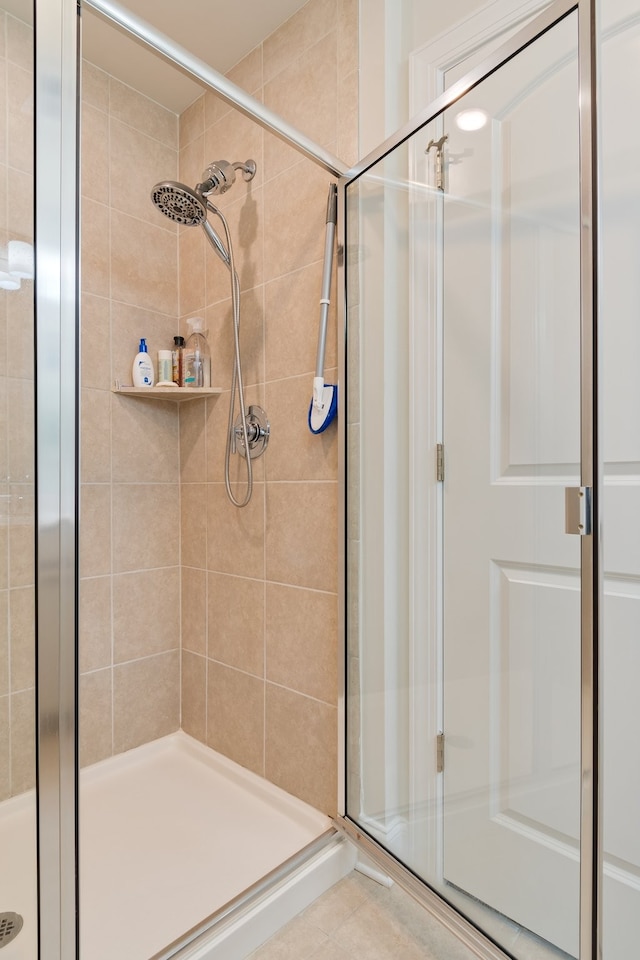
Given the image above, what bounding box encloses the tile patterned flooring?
[247,870,480,960]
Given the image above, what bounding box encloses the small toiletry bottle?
[183,317,211,388]
[132,338,155,387]
[172,335,185,386]
[157,349,173,385]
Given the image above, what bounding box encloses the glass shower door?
[441,12,581,957]
[345,6,590,959]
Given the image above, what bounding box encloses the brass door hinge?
[436,443,445,482]
[437,732,445,773]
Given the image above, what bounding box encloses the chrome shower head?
[150,181,207,226]
[198,159,257,197]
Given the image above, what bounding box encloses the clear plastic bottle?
[183,317,211,388]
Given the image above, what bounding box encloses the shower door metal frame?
[34,0,80,959]
[337,0,602,958]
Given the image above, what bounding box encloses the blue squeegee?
[309,183,338,434]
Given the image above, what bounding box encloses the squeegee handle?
[315,183,337,380]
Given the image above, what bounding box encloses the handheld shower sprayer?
[150,158,267,508]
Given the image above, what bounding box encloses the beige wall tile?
[113,566,180,663]
[181,650,206,742]
[265,482,337,592]
[9,518,34,588]
[110,210,178,316]
[265,683,337,814]
[7,15,31,69]
[11,687,35,795]
[10,585,34,693]
[204,89,231,131]
[113,650,180,752]
[0,695,8,800]
[7,168,30,240]
[178,133,205,192]
[227,45,263,96]
[109,77,177,150]
[80,484,111,578]
[179,398,207,482]
[179,94,204,150]
[7,61,33,175]
[180,482,207,568]
[112,483,179,573]
[0,71,7,166]
[338,68,359,168]
[81,102,109,203]
[207,482,264,579]
[8,282,34,382]
[204,189,264,297]
[263,161,328,282]
[0,592,6,695]
[79,668,112,767]
[110,118,177,229]
[0,519,8,594]
[264,261,334,382]
[81,60,109,113]
[266,583,337,704]
[7,377,33,483]
[264,373,338,481]
[179,225,207,317]
[79,576,112,673]
[208,572,264,677]
[207,661,264,776]
[111,394,179,483]
[263,0,337,83]
[181,565,206,654]
[204,109,263,205]
[81,387,111,484]
[264,32,337,180]
[81,199,110,298]
[81,294,111,391]
[204,287,264,392]
[338,0,358,79]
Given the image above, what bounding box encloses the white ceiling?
[6,0,311,114]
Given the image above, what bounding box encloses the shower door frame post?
[338,0,602,957]
[34,0,80,957]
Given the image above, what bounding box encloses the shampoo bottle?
[132,338,155,387]
[183,318,211,388]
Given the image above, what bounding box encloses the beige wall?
[78,61,182,768]
[176,0,358,815]
[0,11,36,800]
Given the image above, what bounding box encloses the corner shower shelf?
[112,385,223,402]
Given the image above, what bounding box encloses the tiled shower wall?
[78,61,183,767]
[175,0,358,816]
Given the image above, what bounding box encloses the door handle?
[565,486,592,535]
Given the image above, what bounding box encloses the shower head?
[150,181,207,226]
[198,159,257,197]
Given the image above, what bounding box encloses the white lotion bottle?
[132,338,155,387]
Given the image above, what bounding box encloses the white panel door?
[442,14,583,956]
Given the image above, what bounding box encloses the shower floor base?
[1,732,349,960]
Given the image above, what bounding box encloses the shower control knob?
[233,406,270,460]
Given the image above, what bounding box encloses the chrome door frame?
[337,1,601,958]
[35,0,80,958]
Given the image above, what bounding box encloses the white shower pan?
[0,732,354,960]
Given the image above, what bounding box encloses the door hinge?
[436,732,445,773]
[436,443,445,482]
[425,134,448,191]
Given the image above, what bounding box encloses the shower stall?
[1,0,638,957]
